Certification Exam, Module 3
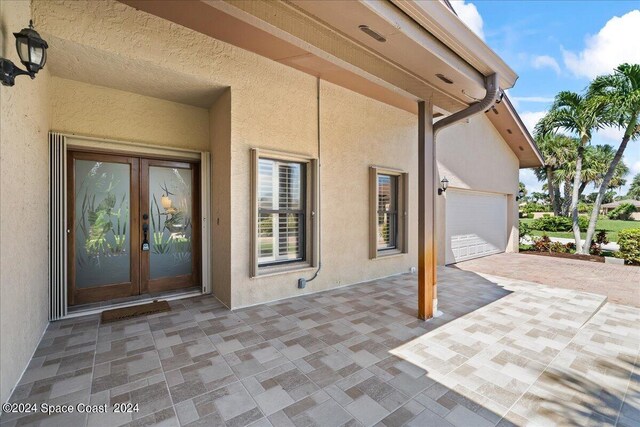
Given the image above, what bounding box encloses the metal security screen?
[258,158,305,265]
[49,132,68,320]
[377,174,398,250]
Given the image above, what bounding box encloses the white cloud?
[632,161,640,174]
[519,111,547,134]
[520,169,544,193]
[531,55,561,75]
[563,10,640,79]
[595,126,625,143]
[449,1,485,40]
[511,96,555,103]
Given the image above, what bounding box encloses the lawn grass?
[521,218,640,242]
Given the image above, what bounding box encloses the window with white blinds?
[257,158,306,266]
[377,174,398,250]
[369,167,408,259]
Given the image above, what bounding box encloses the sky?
[450,0,640,196]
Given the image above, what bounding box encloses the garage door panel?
[446,190,507,264]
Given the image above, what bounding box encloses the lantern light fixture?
[438,177,449,195]
[0,20,48,87]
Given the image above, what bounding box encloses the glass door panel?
[68,152,139,305]
[141,159,200,294]
[148,166,193,279]
[74,160,131,287]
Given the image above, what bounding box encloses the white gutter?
[391,0,518,90]
[434,73,500,135]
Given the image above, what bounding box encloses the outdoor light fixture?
[516,190,525,201]
[0,20,48,87]
[438,177,449,195]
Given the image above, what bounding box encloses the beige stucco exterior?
[0,0,523,403]
[0,0,51,404]
[436,115,521,265]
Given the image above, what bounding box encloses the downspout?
[433,73,500,136]
[429,72,500,315]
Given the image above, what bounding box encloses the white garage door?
[445,190,507,264]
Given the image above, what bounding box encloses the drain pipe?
[434,73,500,136]
[428,72,500,316]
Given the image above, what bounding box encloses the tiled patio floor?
[1,268,639,427]
[455,252,640,307]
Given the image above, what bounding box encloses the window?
[252,149,317,276]
[370,167,408,258]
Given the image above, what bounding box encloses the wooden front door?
[68,151,200,306]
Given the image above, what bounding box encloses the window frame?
[251,149,318,277]
[369,166,408,259]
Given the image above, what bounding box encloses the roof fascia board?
[390,0,518,89]
[502,94,544,166]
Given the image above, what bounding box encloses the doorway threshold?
[65,286,203,319]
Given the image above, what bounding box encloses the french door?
[68,151,200,305]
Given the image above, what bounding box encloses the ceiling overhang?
[119,0,509,114]
[486,95,544,168]
[118,0,538,166]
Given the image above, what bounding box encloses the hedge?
[616,229,640,265]
[530,215,589,232]
[608,203,637,220]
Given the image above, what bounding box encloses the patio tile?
[334,335,392,368]
[292,347,361,388]
[223,342,288,379]
[252,317,301,341]
[268,390,360,427]
[324,369,411,425]
[95,333,156,365]
[97,318,151,342]
[92,351,163,394]
[374,399,426,427]
[234,305,282,325]
[152,323,206,350]
[308,320,361,346]
[209,325,266,354]
[88,373,173,425]
[267,299,312,317]
[268,329,329,361]
[157,337,219,372]
[18,349,95,385]
[164,351,236,404]
[198,313,245,337]
[174,381,263,426]
[369,356,435,398]
[241,362,319,416]
[147,310,196,332]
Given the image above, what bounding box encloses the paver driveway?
[1,267,638,427]
[455,252,640,307]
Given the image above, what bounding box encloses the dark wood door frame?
[68,151,201,306]
[67,151,141,306]
[140,158,201,294]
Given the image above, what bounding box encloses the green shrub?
[522,203,549,214]
[607,203,637,220]
[577,202,592,213]
[616,229,640,265]
[530,215,588,232]
[519,222,531,241]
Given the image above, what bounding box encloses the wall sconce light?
[0,20,48,87]
[438,177,449,195]
[516,190,525,201]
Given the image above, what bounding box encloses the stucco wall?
[229,80,418,308]
[435,115,521,264]
[210,89,232,306]
[0,1,51,403]
[50,77,210,150]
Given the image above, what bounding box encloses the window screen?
[257,158,305,265]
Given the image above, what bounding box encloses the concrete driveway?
[454,252,640,308]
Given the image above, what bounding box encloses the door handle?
[141,222,150,251]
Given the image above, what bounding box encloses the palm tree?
[536,91,607,252]
[533,133,576,215]
[578,144,629,196]
[628,173,640,200]
[582,63,640,253]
